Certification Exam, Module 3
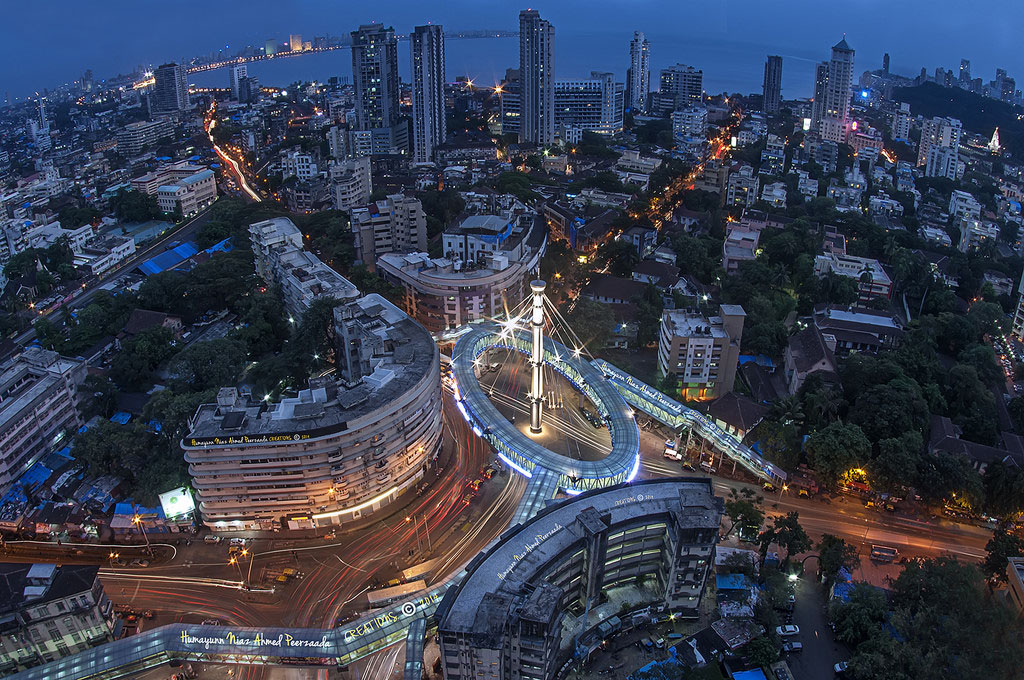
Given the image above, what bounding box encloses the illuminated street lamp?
[132,515,152,556]
[107,551,119,567]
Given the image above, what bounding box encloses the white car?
[775,624,800,636]
[834,662,849,674]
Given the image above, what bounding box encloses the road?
[206,110,263,202]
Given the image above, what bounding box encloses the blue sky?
[3,1,1021,99]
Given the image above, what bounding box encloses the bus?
[869,545,899,562]
[365,579,427,608]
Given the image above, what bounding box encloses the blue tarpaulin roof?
[110,412,132,425]
[733,671,769,680]
[138,242,199,275]
[717,573,753,590]
[205,238,233,254]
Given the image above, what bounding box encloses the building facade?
[763,55,783,114]
[437,479,723,680]
[411,24,447,164]
[554,72,624,136]
[627,31,651,112]
[918,116,962,178]
[519,9,555,145]
[349,194,427,267]
[657,305,745,401]
[329,157,372,212]
[0,348,86,495]
[183,295,442,531]
[115,120,173,155]
[810,39,854,143]
[0,563,114,673]
[351,24,407,154]
[150,63,189,114]
[657,64,703,113]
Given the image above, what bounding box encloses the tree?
[848,378,929,443]
[741,636,778,668]
[565,298,615,353]
[108,326,176,391]
[982,530,1024,584]
[1008,396,1024,433]
[870,432,923,494]
[983,461,1024,517]
[724,487,764,539]
[817,534,860,586]
[758,511,811,568]
[830,583,888,646]
[804,422,871,490]
[595,239,638,278]
[166,338,246,392]
[109,189,160,222]
[633,284,664,347]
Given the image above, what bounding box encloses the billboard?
[159,487,196,520]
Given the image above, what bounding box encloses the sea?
[189,31,826,100]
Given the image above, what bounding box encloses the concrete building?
[783,325,837,394]
[918,117,962,177]
[726,165,759,208]
[627,31,651,112]
[722,227,759,274]
[411,24,447,164]
[248,217,359,316]
[349,194,427,267]
[229,64,247,99]
[351,24,407,155]
[0,563,114,673]
[77,234,136,276]
[657,305,746,401]
[763,55,783,114]
[1008,557,1024,615]
[155,169,216,217]
[810,38,854,143]
[183,295,442,531]
[281,150,318,181]
[761,182,787,208]
[812,304,903,355]
[672,106,707,139]
[115,120,173,155]
[554,72,624,136]
[150,63,189,114]
[656,64,703,113]
[437,478,723,680]
[378,214,546,332]
[329,157,372,212]
[0,348,86,494]
[892,102,912,141]
[519,9,556,145]
[1011,272,1024,343]
[813,252,893,301]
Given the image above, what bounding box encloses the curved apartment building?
[182,295,442,531]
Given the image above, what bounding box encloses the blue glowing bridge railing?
[591,358,786,483]
[450,324,640,493]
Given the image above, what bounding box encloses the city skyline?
[7,1,1024,100]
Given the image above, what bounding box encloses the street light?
[132,515,152,556]
[108,551,119,567]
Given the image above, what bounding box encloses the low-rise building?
[1007,557,1024,615]
[76,234,136,276]
[154,168,217,217]
[760,181,787,208]
[115,120,174,155]
[812,304,903,355]
[0,563,114,673]
[350,194,427,268]
[722,227,759,274]
[726,165,759,208]
[783,325,837,394]
[329,157,372,212]
[813,252,893,301]
[657,305,746,401]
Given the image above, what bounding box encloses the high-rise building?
[554,72,624,136]
[882,52,890,74]
[891,102,911,141]
[150,62,189,114]
[810,38,854,143]
[762,55,783,113]
[411,24,446,164]
[37,97,48,130]
[626,31,651,112]
[229,64,247,100]
[918,116,962,177]
[657,64,703,113]
[657,305,746,401]
[264,39,278,56]
[519,9,555,146]
[959,58,971,82]
[351,24,407,154]
[1012,272,1024,343]
[289,34,302,52]
[350,194,428,267]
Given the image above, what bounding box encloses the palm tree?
[769,395,805,428]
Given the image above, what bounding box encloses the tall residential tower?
[151,62,189,114]
[519,9,555,146]
[762,55,782,113]
[411,24,447,164]
[351,24,407,154]
[810,37,854,143]
[626,31,651,112]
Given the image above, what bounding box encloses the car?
[782,641,803,653]
[654,637,665,649]
[665,439,676,449]
[797,488,810,498]
[129,559,150,568]
[681,461,697,472]
[787,593,796,605]
[201,619,220,626]
[775,625,799,636]
[204,535,222,544]
[229,538,247,547]
[763,482,776,492]
[834,661,849,674]
[462,493,473,505]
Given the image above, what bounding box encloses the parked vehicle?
[775,625,800,636]
[869,545,899,562]
[204,535,221,544]
[782,641,803,653]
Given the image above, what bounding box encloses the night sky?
[4,0,1021,99]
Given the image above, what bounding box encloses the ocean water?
[190,32,824,100]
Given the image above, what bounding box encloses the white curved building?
[182,295,442,531]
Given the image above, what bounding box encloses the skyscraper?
[657,64,703,114]
[810,38,854,143]
[411,24,446,164]
[151,62,189,114]
[627,31,651,113]
[519,9,555,146]
[960,59,971,83]
[37,96,48,130]
[289,34,303,52]
[229,64,247,100]
[351,24,406,154]
[882,53,890,74]
[762,55,782,113]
